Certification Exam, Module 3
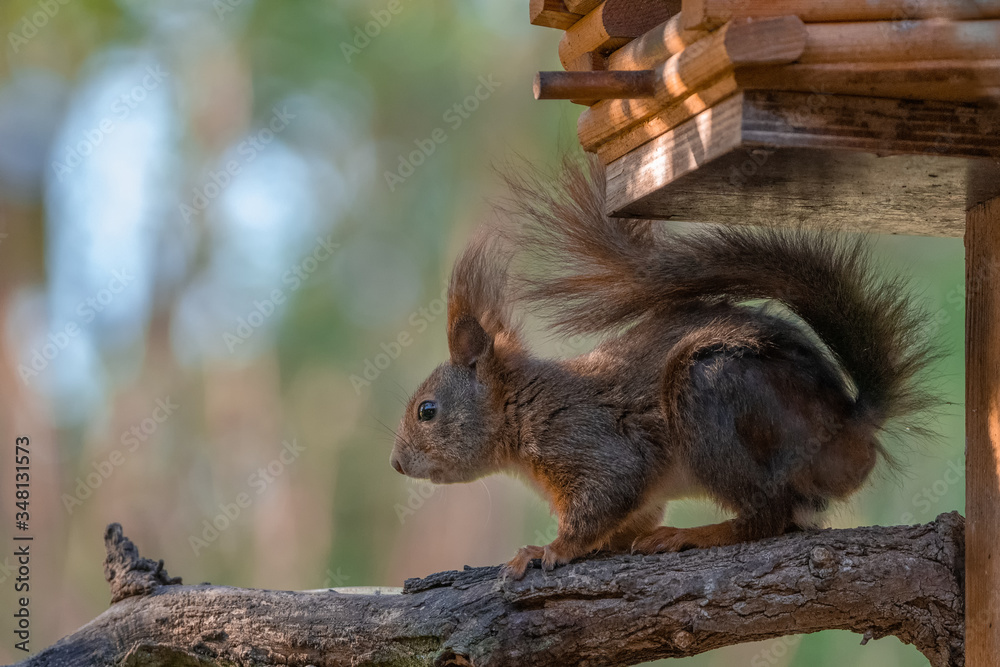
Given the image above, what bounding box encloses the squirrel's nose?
[391,455,405,475]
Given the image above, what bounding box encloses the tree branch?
[18,514,965,667]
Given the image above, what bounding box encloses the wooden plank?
[558,0,680,68]
[577,16,806,151]
[739,60,1000,102]
[596,75,738,162]
[535,70,657,99]
[801,20,1000,63]
[607,13,708,70]
[738,91,1000,157]
[610,145,983,235]
[604,91,1000,235]
[531,0,584,29]
[682,0,1000,30]
[965,194,1000,666]
[605,92,747,210]
[565,0,602,14]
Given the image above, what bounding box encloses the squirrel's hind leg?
[631,521,739,554]
[602,502,667,552]
[646,331,843,553]
[630,503,808,553]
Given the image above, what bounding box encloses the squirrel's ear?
[449,315,490,368]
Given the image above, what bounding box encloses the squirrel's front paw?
[503,543,575,579]
[540,543,573,572]
[503,545,544,580]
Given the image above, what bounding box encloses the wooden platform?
[605,91,1000,236]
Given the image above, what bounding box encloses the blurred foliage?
[0,1,965,665]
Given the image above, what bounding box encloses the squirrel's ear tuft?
[449,315,489,368]
[446,231,515,369]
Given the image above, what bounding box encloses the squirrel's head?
[391,315,507,483]
[390,235,516,484]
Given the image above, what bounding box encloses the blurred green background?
[0,1,966,665]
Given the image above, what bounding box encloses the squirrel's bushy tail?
[501,155,936,424]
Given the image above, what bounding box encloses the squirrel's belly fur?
[391,155,938,579]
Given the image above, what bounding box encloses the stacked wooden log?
[531,0,1000,162]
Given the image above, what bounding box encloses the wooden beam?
[545,10,1000,122]
[682,0,1000,30]
[596,75,738,162]
[535,70,657,99]
[565,0,602,14]
[739,60,1000,102]
[965,194,1000,666]
[577,15,806,151]
[801,20,1000,63]
[603,91,1000,235]
[607,19,1000,69]
[530,0,583,29]
[558,0,680,68]
[607,13,709,70]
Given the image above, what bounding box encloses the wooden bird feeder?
[531,0,1000,661]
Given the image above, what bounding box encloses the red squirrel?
[389,157,936,579]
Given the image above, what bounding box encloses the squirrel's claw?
[541,544,570,571]
[503,543,574,578]
[503,545,545,580]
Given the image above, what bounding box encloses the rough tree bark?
[16,514,964,667]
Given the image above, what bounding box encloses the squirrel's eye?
[417,400,437,422]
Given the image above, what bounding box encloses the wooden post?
[534,70,656,99]
[966,194,1000,664]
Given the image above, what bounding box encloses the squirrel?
[389,156,936,580]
